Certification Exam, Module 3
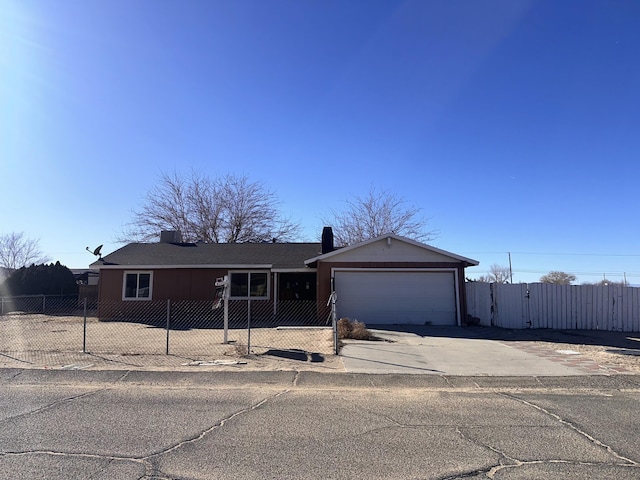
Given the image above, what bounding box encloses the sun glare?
[0,1,50,107]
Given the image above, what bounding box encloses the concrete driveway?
[340,326,629,375]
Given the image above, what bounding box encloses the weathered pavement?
[340,327,639,375]
[1,369,640,479]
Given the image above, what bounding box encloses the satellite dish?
[86,244,103,259]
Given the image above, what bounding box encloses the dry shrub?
[350,320,372,340]
[224,343,249,357]
[337,318,374,340]
[337,318,353,339]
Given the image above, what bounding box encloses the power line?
[464,251,640,257]
[469,269,640,278]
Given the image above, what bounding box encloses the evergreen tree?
[0,262,78,295]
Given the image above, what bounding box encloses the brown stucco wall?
[98,268,230,302]
[97,268,285,319]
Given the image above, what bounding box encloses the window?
[123,271,153,300]
[278,272,316,301]
[230,271,269,299]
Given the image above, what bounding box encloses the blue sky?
[1,0,639,284]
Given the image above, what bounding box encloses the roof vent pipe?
[321,227,334,254]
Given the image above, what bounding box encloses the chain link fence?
[0,295,337,360]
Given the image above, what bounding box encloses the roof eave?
[304,234,479,266]
[96,264,274,270]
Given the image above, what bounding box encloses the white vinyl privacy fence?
[466,282,640,332]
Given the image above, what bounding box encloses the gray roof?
[93,242,323,270]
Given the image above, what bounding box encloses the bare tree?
[582,278,629,287]
[477,264,511,283]
[0,232,49,271]
[323,187,437,247]
[539,271,576,285]
[121,171,300,243]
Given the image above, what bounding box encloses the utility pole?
[508,252,513,284]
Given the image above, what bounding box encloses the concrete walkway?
[340,327,623,375]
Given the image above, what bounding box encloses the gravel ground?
[528,339,640,373]
[491,328,640,374]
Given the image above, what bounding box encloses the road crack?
[440,375,454,387]
[145,389,289,460]
[0,353,33,364]
[0,389,106,425]
[0,449,148,463]
[499,393,639,466]
[449,425,640,479]
[490,459,640,478]
[1,387,291,479]
[4,368,25,380]
[448,426,515,479]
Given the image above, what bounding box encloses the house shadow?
[98,315,326,332]
[99,317,246,331]
[262,349,325,363]
[369,324,640,352]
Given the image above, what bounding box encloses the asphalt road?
[1,369,640,479]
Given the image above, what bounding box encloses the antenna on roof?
[86,244,103,260]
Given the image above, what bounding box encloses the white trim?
[122,270,154,301]
[305,234,479,266]
[332,267,458,273]
[96,264,273,270]
[331,267,461,326]
[271,268,316,273]
[229,270,271,300]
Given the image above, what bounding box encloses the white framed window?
[123,271,153,300]
[230,271,269,299]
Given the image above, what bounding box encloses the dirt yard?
[487,328,640,374]
[528,339,640,374]
[0,313,336,371]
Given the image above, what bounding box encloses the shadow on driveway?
[370,325,640,351]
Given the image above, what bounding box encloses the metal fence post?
[223,297,229,344]
[247,299,251,355]
[42,294,46,314]
[166,299,171,355]
[329,292,338,354]
[83,297,87,353]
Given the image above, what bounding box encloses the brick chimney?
[160,230,183,243]
[321,227,334,254]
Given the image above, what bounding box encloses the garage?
[334,269,458,325]
[304,233,478,327]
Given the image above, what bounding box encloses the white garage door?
[335,271,457,325]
